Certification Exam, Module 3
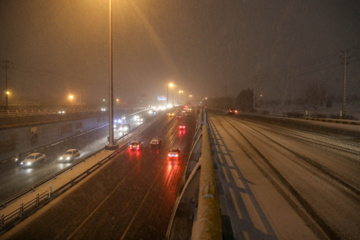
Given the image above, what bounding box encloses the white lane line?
[66,162,138,240]
[120,165,165,240]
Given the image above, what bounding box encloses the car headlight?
[59,157,63,160]
[66,157,70,160]
[20,162,24,165]
[26,162,32,166]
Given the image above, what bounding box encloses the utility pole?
[1,60,11,110]
[342,50,348,118]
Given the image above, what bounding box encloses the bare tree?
[303,81,327,115]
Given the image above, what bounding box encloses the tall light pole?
[342,50,348,118]
[106,0,117,150]
[167,82,173,107]
[178,90,183,105]
[2,60,10,110]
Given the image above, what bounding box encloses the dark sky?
[1,0,359,105]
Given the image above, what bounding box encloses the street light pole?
[2,60,10,110]
[167,83,173,107]
[106,0,117,150]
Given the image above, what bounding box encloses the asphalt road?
[6,109,197,239]
[0,110,154,203]
[209,113,360,240]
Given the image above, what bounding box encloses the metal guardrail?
[0,108,101,118]
[191,109,222,240]
[0,107,147,129]
[1,191,49,232]
[305,117,360,125]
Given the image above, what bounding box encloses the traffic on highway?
[0,109,160,203]
[2,106,197,239]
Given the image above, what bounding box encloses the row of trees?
[205,83,345,114]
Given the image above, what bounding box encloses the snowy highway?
[0,110,152,203]
[3,109,196,239]
[209,113,360,239]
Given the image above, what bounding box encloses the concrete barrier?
[191,124,222,240]
[305,117,360,126]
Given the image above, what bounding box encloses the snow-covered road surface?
[209,114,359,240]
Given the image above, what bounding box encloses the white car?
[20,153,45,167]
[59,149,80,161]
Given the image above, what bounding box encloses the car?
[150,137,162,146]
[168,148,180,158]
[119,124,130,132]
[228,109,238,115]
[168,112,175,116]
[59,149,80,161]
[179,124,186,129]
[20,153,45,167]
[129,141,142,151]
[176,115,181,119]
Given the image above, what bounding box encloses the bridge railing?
[191,108,222,240]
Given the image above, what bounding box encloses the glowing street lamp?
[5,91,10,109]
[167,82,174,107]
[68,94,74,100]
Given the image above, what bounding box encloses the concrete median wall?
[0,116,108,162]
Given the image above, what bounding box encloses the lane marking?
[120,165,165,240]
[66,161,139,240]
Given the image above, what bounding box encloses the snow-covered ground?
[209,113,359,239]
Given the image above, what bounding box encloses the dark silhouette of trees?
[236,88,254,112]
[303,82,327,114]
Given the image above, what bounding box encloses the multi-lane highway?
[209,113,360,239]
[2,107,359,240]
[4,108,197,239]
[0,109,156,203]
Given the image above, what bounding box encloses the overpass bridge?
[0,108,359,239]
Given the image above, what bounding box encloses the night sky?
[1,0,359,105]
